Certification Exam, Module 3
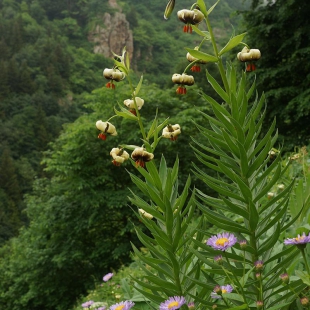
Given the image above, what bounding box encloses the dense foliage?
[241,0,310,150]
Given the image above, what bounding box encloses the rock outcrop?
[88,0,133,60]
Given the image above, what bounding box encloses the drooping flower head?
[96,121,117,140]
[110,148,129,166]
[172,73,194,95]
[110,301,135,310]
[207,232,237,251]
[159,296,186,310]
[177,9,204,33]
[162,124,181,141]
[124,97,144,112]
[82,300,94,308]
[131,147,154,168]
[210,285,233,299]
[187,48,207,73]
[103,68,125,89]
[103,272,114,282]
[237,47,261,72]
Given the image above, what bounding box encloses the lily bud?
[164,0,175,20]
[138,209,153,219]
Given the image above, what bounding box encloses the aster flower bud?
[300,297,309,306]
[187,302,195,310]
[277,184,285,191]
[214,255,223,265]
[239,240,247,249]
[256,301,264,309]
[255,272,262,280]
[280,273,290,285]
[124,97,144,110]
[254,260,264,271]
[212,305,218,310]
[267,192,275,199]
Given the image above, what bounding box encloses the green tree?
[242,0,310,149]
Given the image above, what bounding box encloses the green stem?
[300,248,310,275]
[126,74,147,142]
[204,10,230,96]
[183,59,200,74]
[107,114,118,122]
[223,253,248,305]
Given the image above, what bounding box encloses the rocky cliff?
[88,0,134,60]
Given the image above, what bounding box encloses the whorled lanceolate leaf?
[257,223,280,256]
[205,71,230,102]
[219,32,247,56]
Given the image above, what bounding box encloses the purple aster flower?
[284,233,310,245]
[210,285,233,299]
[103,272,114,282]
[82,300,94,308]
[109,301,135,310]
[159,296,186,310]
[207,233,237,251]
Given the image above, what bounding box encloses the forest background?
[0,0,309,309]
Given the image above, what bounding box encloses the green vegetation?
[0,0,309,309]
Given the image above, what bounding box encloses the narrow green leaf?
[207,0,220,15]
[197,0,208,16]
[219,32,247,56]
[257,223,280,255]
[191,25,210,38]
[205,71,230,103]
[114,105,138,121]
[185,48,218,62]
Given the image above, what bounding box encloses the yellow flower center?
[115,306,125,310]
[222,289,227,294]
[168,301,179,309]
[295,236,305,242]
[215,238,229,246]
